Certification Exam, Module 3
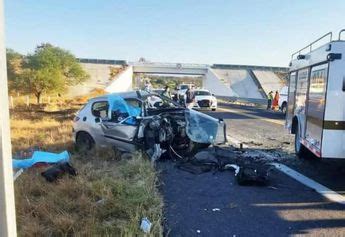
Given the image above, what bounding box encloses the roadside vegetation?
[7,44,89,104]
[11,101,163,236]
[137,74,203,90]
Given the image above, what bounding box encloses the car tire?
[281,102,287,115]
[76,132,95,152]
[212,108,216,111]
[294,127,306,158]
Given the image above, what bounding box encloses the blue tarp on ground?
[12,151,70,169]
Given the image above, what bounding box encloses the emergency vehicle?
[286,30,345,159]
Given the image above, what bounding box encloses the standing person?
[162,85,171,98]
[185,85,195,109]
[143,80,151,92]
[272,90,279,111]
[267,91,273,110]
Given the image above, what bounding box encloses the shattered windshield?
[146,94,180,110]
[195,90,211,96]
[185,109,221,144]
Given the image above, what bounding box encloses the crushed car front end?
[74,90,227,160]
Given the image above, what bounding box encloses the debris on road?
[140,217,152,233]
[12,150,70,169]
[236,165,270,186]
[173,146,274,186]
[224,164,240,175]
[41,162,77,182]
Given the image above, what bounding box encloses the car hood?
[195,95,215,101]
[184,109,226,144]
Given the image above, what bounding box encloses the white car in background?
[177,83,194,101]
[278,86,288,114]
[193,89,217,111]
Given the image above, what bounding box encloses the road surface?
[158,103,345,236]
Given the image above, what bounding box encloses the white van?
[286,30,345,159]
[278,86,288,114]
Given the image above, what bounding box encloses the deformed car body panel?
[185,109,226,144]
[73,90,227,158]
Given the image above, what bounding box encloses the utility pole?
[0,0,18,236]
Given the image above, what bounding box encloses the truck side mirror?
[343,76,345,92]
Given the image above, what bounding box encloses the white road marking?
[271,163,345,205]
[227,136,345,205]
[219,107,285,126]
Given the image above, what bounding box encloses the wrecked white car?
[73,90,227,159]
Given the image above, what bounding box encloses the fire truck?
[286,30,345,159]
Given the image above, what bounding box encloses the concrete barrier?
[216,95,267,107]
[105,66,133,93]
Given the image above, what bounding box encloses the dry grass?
[11,104,163,236]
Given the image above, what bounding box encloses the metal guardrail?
[78,58,127,65]
[211,64,288,72]
[130,61,209,69]
[291,32,333,60]
[216,95,267,106]
[339,29,345,40]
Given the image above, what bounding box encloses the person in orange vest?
[272,90,279,111]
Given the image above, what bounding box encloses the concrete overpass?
[132,62,208,75]
[74,58,288,99]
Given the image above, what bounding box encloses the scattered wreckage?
[176,146,272,186]
[12,150,77,182]
[73,90,227,160]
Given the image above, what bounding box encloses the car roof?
[195,89,210,92]
[89,90,151,102]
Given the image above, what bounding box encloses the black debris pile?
[41,162,77,182]
[175,147,238,175]
[236,165,271,186]
[175,146,273,186]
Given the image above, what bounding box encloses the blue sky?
[4,0,345,66]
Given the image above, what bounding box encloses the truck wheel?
[76,132,95,152]
[294,127,306,158]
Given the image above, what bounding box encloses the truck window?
[305,63,328,149]
[295,68,309,115]
[286,72,297,127]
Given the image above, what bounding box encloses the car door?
[101,98,142,152]
[89,100,109,147]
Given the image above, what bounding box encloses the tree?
[13,43,89,103]
[6,49,24,93]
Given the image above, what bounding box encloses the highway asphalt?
[158,103,345,236]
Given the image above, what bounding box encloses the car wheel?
[281,103,287,115]
[212,108,216,111]
[76,132,95,152]
[294,127,306,158]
